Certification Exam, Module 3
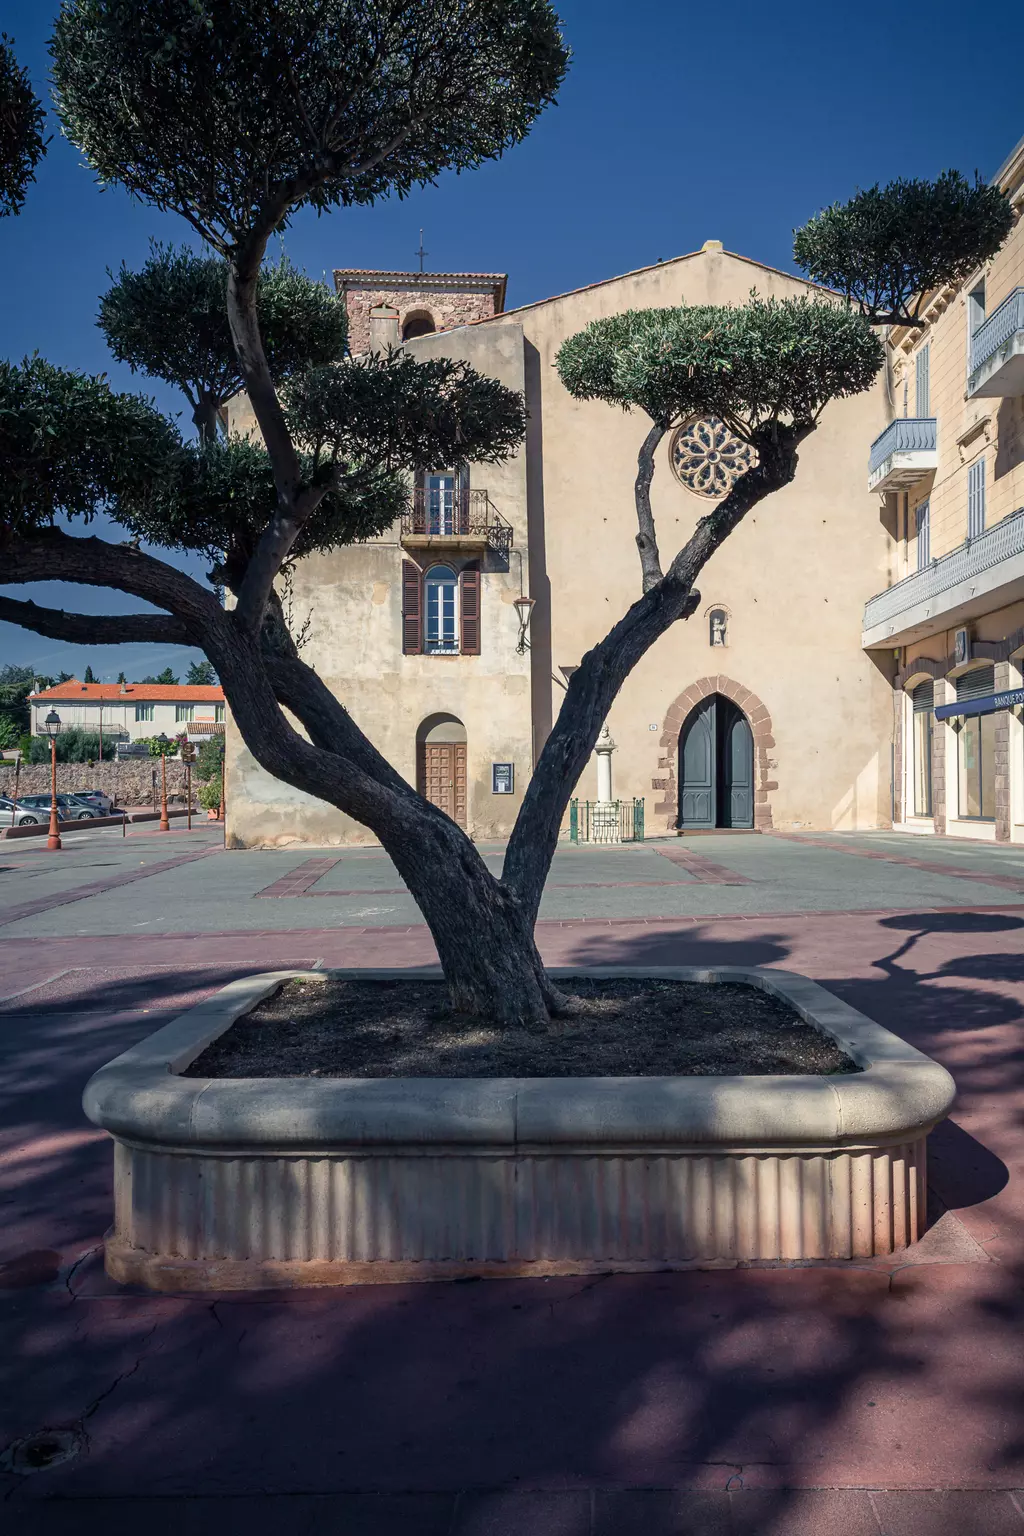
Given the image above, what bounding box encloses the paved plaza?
[4,827,1024,1531]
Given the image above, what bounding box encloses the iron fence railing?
[863,505,1024,633]
[569,798,645,844]
[868,417,936,475]
[401,487,513,557]
[970,287,1024,379]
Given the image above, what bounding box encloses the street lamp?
[42,710,62,852]
[156,734,171,832]
[513,594,535,655]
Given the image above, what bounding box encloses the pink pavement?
[3,909,1024,1527]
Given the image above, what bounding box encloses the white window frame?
[135,704,154,722]
[175,704,195,723]
[915,343,930,417]
[423,565,460,655]
[968,458,986,538]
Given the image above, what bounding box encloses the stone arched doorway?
[654,676,775,832]
[416,713,467,828]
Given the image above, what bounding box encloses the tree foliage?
[27,727,102,763]
[0,357,179,535]
[793,172,1014,327]
[0,34,46,218]
[556,296,884,438]
[99,245,348,439]
[52,0,568,251]
[186,660,218,685]
[287,349,529,471]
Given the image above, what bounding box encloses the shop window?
[911,681,933,817]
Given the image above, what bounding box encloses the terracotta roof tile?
[30,682,224,703]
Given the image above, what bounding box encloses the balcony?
[862,505,1024,648]
[968,287,1024,398]
[400,487,513,558]
[868,418,937,494]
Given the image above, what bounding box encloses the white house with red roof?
[29,681,225,748]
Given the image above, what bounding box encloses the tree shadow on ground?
[2,936,1024,1530]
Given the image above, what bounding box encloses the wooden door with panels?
[417,740,468,828]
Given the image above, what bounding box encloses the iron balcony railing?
[863,505,1024,633]
[569,798,645,844]
[970,287,1024,377]
[401,487,513,557]
[868,417,937,475]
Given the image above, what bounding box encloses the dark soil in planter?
[185,977,859,1079]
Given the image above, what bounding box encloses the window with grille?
[915,501,930,569]
[915,345,930,417]
[175,704,195,722]
[968,458,986,537]
[135,704,154,722]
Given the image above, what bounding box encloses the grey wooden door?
[679,696,716,828]
[721,701,754,828]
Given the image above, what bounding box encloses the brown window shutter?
[402,560,422,654]
[460,566,481,655]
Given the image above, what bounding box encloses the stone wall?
[341,284,499,355]
[0,759,198,807]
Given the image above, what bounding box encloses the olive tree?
[99,246,349,443]
[794,171,1013,328]
[0,2,992,1027]
[0,33,46,217]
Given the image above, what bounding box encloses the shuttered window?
[915,345,930,417]
[968,458,986,538]
[915,500,930,569]
[402,560,422,654]
[956,665,995,702]
[424,565,459,654]
[955,667,996,820]
[460,566,481,655]
[911,681,933,818]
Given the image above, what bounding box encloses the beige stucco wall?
[225,322,532,847]
[227,244,896,845]
[483,245,895,832]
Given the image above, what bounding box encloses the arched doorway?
[678,694,754,829]
[416,713,467,828]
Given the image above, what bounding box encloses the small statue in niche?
[709,609,728,647]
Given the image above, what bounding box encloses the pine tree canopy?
[793,171,1014,327]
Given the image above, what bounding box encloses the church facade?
[224,240,898,847]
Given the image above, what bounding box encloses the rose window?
[670,416,755,498]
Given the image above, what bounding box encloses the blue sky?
[2,0,1023,680]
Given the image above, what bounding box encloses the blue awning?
[935,686,1024,721]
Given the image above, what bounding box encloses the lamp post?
[43,709,62,852]
[513,594,535,655]
[156,734,170,832]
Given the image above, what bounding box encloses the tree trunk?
[385,828,561,1027]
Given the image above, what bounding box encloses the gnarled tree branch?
[0,595,189,647]
[634,418,668,590]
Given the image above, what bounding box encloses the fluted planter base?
[83,967,956,1291]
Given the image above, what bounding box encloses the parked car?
[73,789,115,814]
[17,794,98,821]
[0,797,65,827]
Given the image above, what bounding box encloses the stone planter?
[83,967,956,1292]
